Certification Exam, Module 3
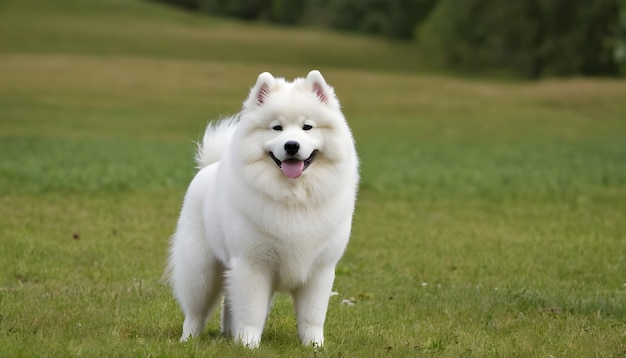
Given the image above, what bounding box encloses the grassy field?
[1,0,626,356]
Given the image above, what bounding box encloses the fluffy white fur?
[168,70,359,348]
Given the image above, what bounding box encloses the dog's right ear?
[245,72,275,108]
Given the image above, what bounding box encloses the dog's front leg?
[226,262,272,348]
[293,266,335,347]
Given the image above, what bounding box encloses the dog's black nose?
[284,141,300,156]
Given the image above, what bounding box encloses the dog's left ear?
[306,70,335,104]
[245,72,275,109]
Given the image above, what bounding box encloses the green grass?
[1,0,626,356]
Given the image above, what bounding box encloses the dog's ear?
[246,72,275,108]
[305,70,335,104]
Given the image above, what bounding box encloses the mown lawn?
[1,0,625,356]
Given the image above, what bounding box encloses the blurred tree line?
[153,0,626,78]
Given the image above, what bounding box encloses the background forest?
[154,0,626,78]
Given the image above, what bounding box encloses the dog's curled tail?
[194,116,239,169]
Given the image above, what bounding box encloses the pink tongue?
[281,160,305,179]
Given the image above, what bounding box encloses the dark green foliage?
[618,7,626,64]
[196,0,270,20]
[154,0,197,11]
[157,0,304,23]
[418,0,623,78]
[149,0,624,78]
[271,0,306,25]
[327,0,387,34]
[153,0,436,37]
[328,0,436,38]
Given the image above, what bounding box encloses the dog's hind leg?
[178,258,225,342]
[170,231,225,342]
[221,294,234,337]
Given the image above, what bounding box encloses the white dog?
[168,70,359,348]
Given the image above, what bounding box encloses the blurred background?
[1,0,626,356]
[153,0,626,78]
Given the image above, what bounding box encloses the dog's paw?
[235,327,262,349]
[300,328,324,347]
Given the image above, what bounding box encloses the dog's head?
[232,70,357,202]
[240,70,346,177]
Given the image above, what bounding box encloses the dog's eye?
[272,125,283,131]
[302,124,313,131]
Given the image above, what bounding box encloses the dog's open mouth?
[270,150,317,179]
